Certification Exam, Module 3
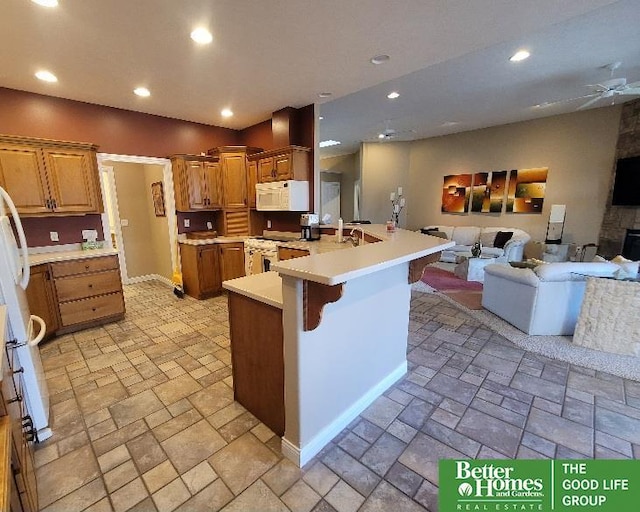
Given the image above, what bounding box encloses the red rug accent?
[421,266,483,292]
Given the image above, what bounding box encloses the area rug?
[421,266,483,310]
[412,280,640,381]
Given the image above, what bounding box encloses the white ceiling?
[2,0,638,157]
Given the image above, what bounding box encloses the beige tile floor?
[34,280,640,512]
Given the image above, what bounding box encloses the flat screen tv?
[611,156,640,206]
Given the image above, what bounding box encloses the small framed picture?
[151,181,165,216]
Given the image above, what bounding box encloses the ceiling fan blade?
[577,95,604,110]
[624,81,640,89]
[619,87,640,96]
[537,93,597,108]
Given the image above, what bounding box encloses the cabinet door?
[0,145,50,215]
[258,157,275,183]
[247,160,258,208]
[203,161,222,209]
[219,243,245,281]
[25,264,59,338]
[42,148,101,213]
[198,245,222,295]
[274,153,292,181]
[185,161,207,210]
[221,154,248,208]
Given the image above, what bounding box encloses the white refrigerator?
[0,186,51,441]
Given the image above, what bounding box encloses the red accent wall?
[0,88,239,157]
[20,215,104,247]
[239,119,274,151]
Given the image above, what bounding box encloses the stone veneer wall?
[598,98,640,258]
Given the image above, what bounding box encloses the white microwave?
[256,180,309,211]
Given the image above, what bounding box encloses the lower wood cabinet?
[24,265,59,339]
[277,246,310,261]
[180,242,246,299]
[26,255,125,336]
[1,343,38,512]
[228,292,284,436]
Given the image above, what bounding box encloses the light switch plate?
[50,231,59,242]
[267,220,272,228]
[121,219,129,227]
[82,229,98,240]
[184,219,190,228]
[207,221,213,230]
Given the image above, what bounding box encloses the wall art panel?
[441,173,472,213]
[471,170,507,213]
[506,167,548,213]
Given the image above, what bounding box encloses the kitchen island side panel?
[282,262,410,466]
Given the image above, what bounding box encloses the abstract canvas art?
[506,167,548,213]
[441,174,472,213]
[471,170,508,213]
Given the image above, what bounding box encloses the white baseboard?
[125,274,173,287]
[283,361,407,468]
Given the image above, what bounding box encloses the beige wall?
[320,152,359,221]
[361,142,411,226]
[359,107,622,244]
[108,161,172,280]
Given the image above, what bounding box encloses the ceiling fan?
[539,62,640,111]
[368,120,416,141]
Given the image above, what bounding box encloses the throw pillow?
[480,231,497,247]
[420,227,438,234]
[493,231,513,249]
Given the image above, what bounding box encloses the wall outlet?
[207,221,213,230]
[184,219,190,228]
[82,229,98,240]
[267,220,272,228]
[120,219,129,227]
[50,231,59,242]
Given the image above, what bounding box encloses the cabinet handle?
[22,415,38,443]
[88,284,93,288]
[92,307,97,312]
[53,199,57,209]
[8,394,22,404]
[12,367,24,375]
[85,265,90,270]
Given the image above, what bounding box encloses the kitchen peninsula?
[223,226,453,466]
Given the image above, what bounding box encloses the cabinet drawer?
[51,255,119,277]
[59,292,124,327]
[55,270,122,302]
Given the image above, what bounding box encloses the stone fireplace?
[598,98,640,258]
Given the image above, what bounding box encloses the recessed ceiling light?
[319,140,341,148]
[35,70,57,83]
[319,116,324,120]
[191,27,213,44]
[370,55,390,65]
[318,92,332,98]
[221,108,233,118]
[134,87,151,97]
[509,50,530,62]
[32,0,58,7]
[387,91,400,99]
[378,134,386,139]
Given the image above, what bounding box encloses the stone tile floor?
[34,281,640,512]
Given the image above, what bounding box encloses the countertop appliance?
[300,213,320,241]
[256,180,309,211]
[0,186,51,441]
[244,237,279,275]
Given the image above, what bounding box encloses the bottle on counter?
[337,218,343,243]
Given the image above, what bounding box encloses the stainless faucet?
[349,227,365,246]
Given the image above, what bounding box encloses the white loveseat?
[481,261,631,335]
[421,225,530,262]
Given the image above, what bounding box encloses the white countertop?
[272,225,453,285]
[222,271,283,309]
[29,247,119,266]
[178,236,247,246]
[277,236,353,255]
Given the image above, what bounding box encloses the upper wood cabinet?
[250,145,310,183]
[0,135,103,216]
[171,155,221,212]
[247,159,258,209]
[207,146,263,210]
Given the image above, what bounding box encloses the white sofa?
[421,225,530,262]
[481,261,630,335]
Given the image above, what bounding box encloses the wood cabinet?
[247,159,258,209]
[180,241,246,299]
[219,242,245,281]
[49,255,125,333]
[25,265,59,340]
[171,155,221,212]
[277,246,310,261]
[1,323,38,512]
[220,152,248,209]
[0,135,102,216]
[228,292,284,436]
[251,145,310,183]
